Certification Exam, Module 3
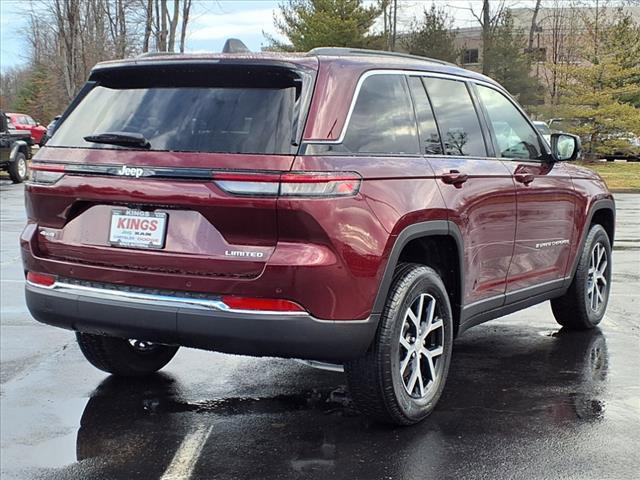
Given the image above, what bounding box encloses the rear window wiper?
[84,132,151,149]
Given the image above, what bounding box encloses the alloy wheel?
[586,242,608,312]
[398,293,445,399]
[17,157,27,179]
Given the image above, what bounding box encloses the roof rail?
[307,47,456,66]
[136,51,183,59]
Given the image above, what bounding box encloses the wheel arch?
[372,221,464,335]
[10,140,29,161]
[568,198,615,283]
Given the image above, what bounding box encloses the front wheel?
[345,264,454,425]
[76,333,179,376]
[551,224,612,329]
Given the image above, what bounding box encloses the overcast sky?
[0,0,602,73]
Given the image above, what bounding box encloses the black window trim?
[303,69,521,160]
[407,75,445,156]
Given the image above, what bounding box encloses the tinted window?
[49,68,305,155]
[341,74,419,155]
[408,76,442,155]
[477,85,543,160]
[423,78,487,157]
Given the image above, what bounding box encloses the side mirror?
[551,133,581,161]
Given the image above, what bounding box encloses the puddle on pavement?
[1,398,89,469]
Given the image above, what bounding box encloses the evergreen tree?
[266,0,381,51]
[550,12,640,158]
[402,4,460,63]
[485,10,542,107]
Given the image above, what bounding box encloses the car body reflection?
[75,327,608,479]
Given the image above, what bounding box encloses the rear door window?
[423,78,487,157]
[341,74,419,155]
[49,66,309,155]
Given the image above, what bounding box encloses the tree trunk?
[168,0,180,52]
[117,0,126,57]
[482,0,491,75]
[179,0,192,53]
[527,0,542,51]
[143,0,153,52]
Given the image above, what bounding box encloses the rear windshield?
[49,65,310,155]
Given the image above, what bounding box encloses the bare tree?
[527,0,542,51]
[143,0,153,52]
[179,0,192,53]
[468,0,507,74]
[167,0,180,52]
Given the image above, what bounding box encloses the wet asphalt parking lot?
[1,180,639,480]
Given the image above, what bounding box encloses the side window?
[476,85,543,160]
[407,76,443,155]
[342,74,419,155]
[423,78,487,157]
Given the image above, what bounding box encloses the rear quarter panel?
[287,154,447,319]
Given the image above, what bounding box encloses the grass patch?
[577,161,640,192]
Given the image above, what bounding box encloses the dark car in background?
[1,111,33,183]
[6,112,47,146]
[23,48,614,426]
[41,115,61,145]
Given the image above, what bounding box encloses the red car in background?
[7,112,47,145]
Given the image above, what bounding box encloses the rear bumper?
[25,281,378,362]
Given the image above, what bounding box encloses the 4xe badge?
[118,165,145,178]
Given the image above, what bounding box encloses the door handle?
[514,173,535,185]
[441,170,469,187]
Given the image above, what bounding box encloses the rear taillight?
[221,295,306,312]
[213,171,361,197]
[26,271,57,287]
[30,163,66,185]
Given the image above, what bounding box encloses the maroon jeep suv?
[22,48,614,425]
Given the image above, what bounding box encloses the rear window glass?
[340,74,419,155]
[49,66,309,155]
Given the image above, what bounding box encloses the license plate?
[109,209,167,249]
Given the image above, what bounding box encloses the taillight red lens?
[212,171,361,197]
[221,296,306,312]
[30,163,66,172]
[26,271,57,287]
[30,163,66,185]
[280,172,361,197]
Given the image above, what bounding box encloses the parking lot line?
[160,425,214,480]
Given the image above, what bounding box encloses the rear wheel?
[76,333,179,376]
[345,264,453,425]
[8,152,28,183]
[551,224,612,329]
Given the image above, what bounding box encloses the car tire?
[345,263,454,425]
[8,152,28,183]
[76,332,179,376]
[551,224,612,330]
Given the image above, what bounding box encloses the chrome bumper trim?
[26,280,309,316]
